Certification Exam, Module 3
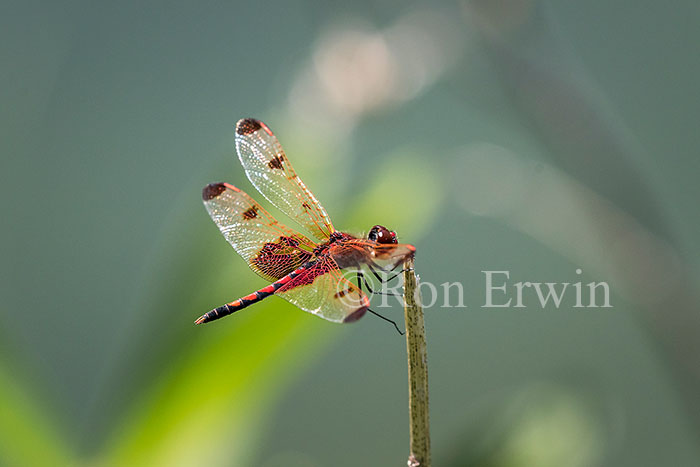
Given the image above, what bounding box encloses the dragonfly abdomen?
[195,263,311,324]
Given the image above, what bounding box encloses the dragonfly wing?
[274,259,370,323]
[235,118,335,240]
[369,242,416,270]
[203,182,317,282]
[331,240,416,271]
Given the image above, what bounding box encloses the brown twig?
[403,257,430,466]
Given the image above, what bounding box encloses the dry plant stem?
[403,257,431,467]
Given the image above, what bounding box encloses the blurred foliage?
[3,1,700,466]
[441,384,602,467]
[0,355,73,466]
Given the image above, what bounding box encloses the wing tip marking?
[202,182,240,201]
[236,118,262,135]
[202,182,227,200]
[343,306,368,323]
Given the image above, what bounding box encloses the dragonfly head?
[368,225,398,244]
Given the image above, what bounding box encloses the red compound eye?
[368,225,398,244]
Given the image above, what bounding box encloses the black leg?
[357,270,369,292]
[356,271,402,297]
[368,263,412,283]
[368,308,404,335]
[356,270,405,335]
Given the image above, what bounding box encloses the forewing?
[235,118,335,240]
[203,182,317,282]
[369,242,416,270]
[332,239,416,271]
[275,259,369,323]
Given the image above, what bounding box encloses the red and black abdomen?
[194,263,312,324]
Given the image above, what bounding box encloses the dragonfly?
[195,118,415,331]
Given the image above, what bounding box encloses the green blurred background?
[2,1,700,466]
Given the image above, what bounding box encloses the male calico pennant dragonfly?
[195,118,415,328]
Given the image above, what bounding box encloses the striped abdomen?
[195,264,309,324]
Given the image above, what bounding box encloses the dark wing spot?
[333,286,355,299]
[343,307,368,323]
[236,118,262,135]
[202,182,227,201]
[302,202,311,210]
[268,155,285,169]
[242,206,259,220]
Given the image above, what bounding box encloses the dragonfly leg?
[357,271,402,297]
[356,271,404,334]
[368,263,412,284]
[367,308,404,335]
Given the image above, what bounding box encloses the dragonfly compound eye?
[368,225,397,244]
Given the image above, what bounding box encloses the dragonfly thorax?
[313,231,353,257]
[328,231,346,243]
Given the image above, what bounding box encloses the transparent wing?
[274,258,370,323]
[234,118,335,240]
[330,239,416,271]
[202,182,317,282]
